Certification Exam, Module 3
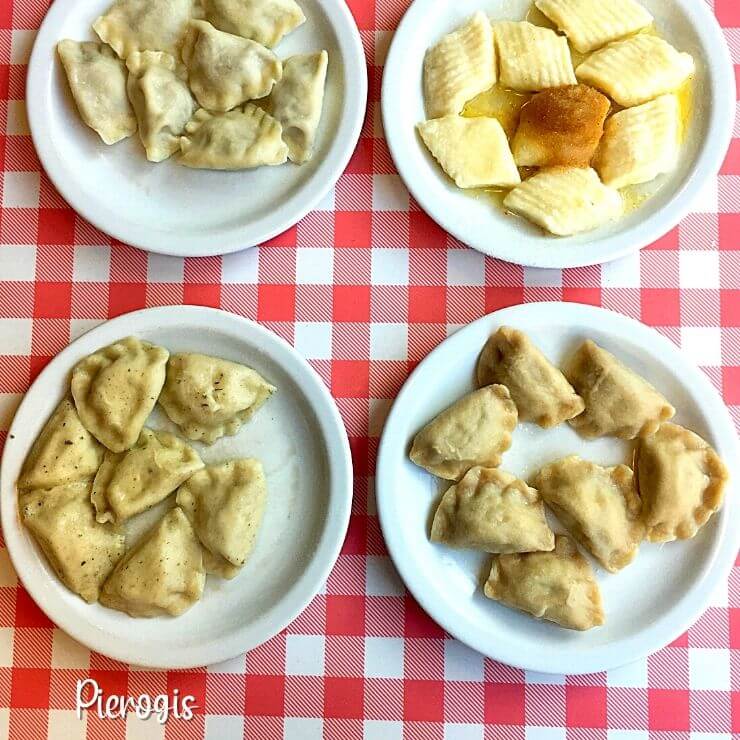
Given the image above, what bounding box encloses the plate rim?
[381,0,735,269]
[26,0,368,258]
[0,305,353,668]
[375,301,740,674]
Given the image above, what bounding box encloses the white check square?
[2,172,40,208]
[680,251,720,289]
[373,175,409,211]
[0,319,32,355]
[370,323,408,361]
[296,248,334,284]
[364,636,404,678]
[293,322,332,360]
[285,634,325,676]
[371,248,409,285]
[689,648,730,690]
[444,639,484,682]
[681,327,722,366]
[74,246,111,282]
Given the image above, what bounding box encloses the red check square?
[485,683,525,725]
[409,213,447,249]
[721,291,740,326]
[716,0,740,26]
[14,589,52,628]
[326,595,365,636]
[409,286,446,323]
[641,288,680,326]
[566,686,607,728]
[258,284,296,322]
[245,675,285,717]
[331,360,370,398]
[648,689,690,731]
[11,669,51,709]
[333,285,371,322]
[37,209,75,245]
[33,282,71,319]
[107,282,146,318]
[335,212,372,248]
[183,283,221,308]
[719,214,740,250]
[404,680,443,722]
[324,677,364,719]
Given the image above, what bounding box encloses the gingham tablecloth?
[0,0,738,737]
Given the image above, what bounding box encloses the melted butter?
[524,5,556,29]
[675,78,693,143]
[463,85,531,138]
[620,186,650,215]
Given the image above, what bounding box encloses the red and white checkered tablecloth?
[0,0,738,737]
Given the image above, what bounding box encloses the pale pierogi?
[17,397,104,491]
[158,352,275,443]
[182,20,283,112]
[21,481,125,603]
[431,466,554,553]
[409,385,518,480]
[177,459,267,578]
[534,456,644,572]
[92,428,203,524]
[71,337,169,453]
[636,423,729,542]
[126,51,196,162]
[564,340,675,439]
[477,326,584,428]
[484,534,605,630]
[57,40,136,145]
[100,507,205,617]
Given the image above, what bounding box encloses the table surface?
[0,0,738,738]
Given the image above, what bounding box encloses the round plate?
[381,0,734,269]
[376,302,739,674]
[26,0,367,257]
[0,306,353,668]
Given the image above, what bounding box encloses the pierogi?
[159,352,275,443]
[636,423,729,542]
[126,51,195,162]
[182,20,283,112]
[18,397,104,491]
[431,466,554,553]
[71,337,169,453]
[534,456,644,572]
[564,340,675,439]
[177,459,267,578]
[484,535,605,630]
[409,385,518,480]
[476,326,584,428]
[21,482,125,603]
[100,507,205,617]
[57,40,136,145]
[92,429,203,524]
[268,51,328,164]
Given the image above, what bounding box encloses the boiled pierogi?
[534,456,644,572]
[636,423,729,542]
[182,20,282,112]
[177,459,267,578]
[57,40,136,145]
[476,326,584,428]
[18,397,104,491]
[431,466,554,553]
[92,428,203,524]
[268,51,328,163]
[423,11,496,119]
[417,115,520,189]
[409,385,518,480]
[126,51,195,162]
[21,481,125,603]
[535,0,653,54]
[484,535,605,630]
[100,507,205,617]
[93,0,194,58]
[564,340,675,439]
[159,352,275,443]
[71,337,169,453]
[178,104,289,170]
[199,0,305,47]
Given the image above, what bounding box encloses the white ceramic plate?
[0,306,352,668]
[376,302,739,674]
[382,0,734,268]
[26,0,367,257]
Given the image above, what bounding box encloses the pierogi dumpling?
[100,507,205,617]
[409,385,518,480]
[564,340,675,439]
[484,535,605,631]
[477,326,584,428]
[17,397,104,491]
[92,428,203,524]
[268,51,328,164]
[423,11,496,119]
[57,40,136,145]
[126,50,195,162]
[71,337,169,453]
[431,466,554,553]
[636,423,729,542]
[177,459,267,578]
[181,20,283,112]
[159,353,275,443]
[93,0,194,58]
[533,456,644,572]
[21,481,125,603]
[199,0,305,48]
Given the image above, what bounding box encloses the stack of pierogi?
[410,327,729,631]
[419,0,695,236]
[58,0,328,169]
[18,337,275,618]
